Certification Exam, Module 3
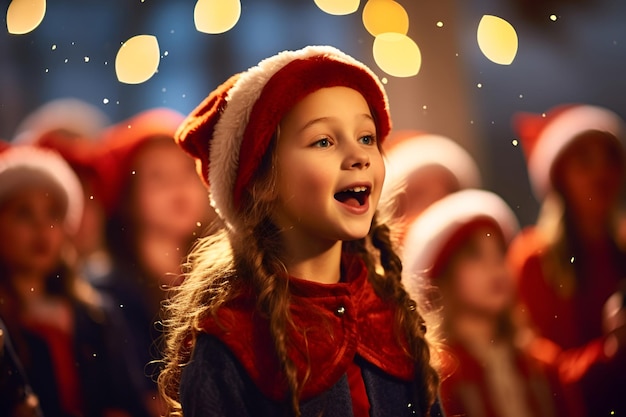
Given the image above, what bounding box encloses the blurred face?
[0,187,66,276]
[554,131,624,220]
[442,226,515,318]
[131,139,213,239]
[273,86,385,243]
[397,165,459,224]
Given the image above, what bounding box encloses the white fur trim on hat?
[0,146,84,233]
[528,105,624,199]
[381,134,481,201]
[209,45,388,228]
[402,189,519,285]
[12,98,110,144]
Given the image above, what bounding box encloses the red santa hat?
[0,145,84,233]
[513,104,625,200]
[381,131,481,200]
[402,189,519,284]
[175,45,391,228]
[97,108,186,214]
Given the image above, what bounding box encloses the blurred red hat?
[0,145,84,233]
[0,140,9,153]
[513,104,625,200]
[381,130,481,202]
[402,189,519,288]
[97,108,185,214]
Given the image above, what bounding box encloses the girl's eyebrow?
[298,113,374,133]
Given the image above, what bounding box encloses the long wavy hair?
[158,135,440,416]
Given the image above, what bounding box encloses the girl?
[95,108,215,416]
[0,145,148,417]
[403,189,568,417]
[159,45,441,417]
[508,104,626,415]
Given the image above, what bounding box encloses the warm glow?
[115,35,160,84]
[314,0,360,15]
[194,0,241,34]
[362,0,409,36]
[477,15,518,65]
[373,32,421,77]
[6,0,46,35]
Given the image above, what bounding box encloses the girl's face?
[131,140,213,239]
[0,187,65,276]
[443,226,515,318]
[273,86,385,243]
[554,132,624,220]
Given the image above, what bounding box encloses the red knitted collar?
[198,254,416,401]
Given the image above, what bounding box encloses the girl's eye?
[359,135,376,146]
[313,138,332,148]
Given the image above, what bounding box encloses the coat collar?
[198,254,415,401]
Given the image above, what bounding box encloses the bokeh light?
[115,35,160,84]
[194,0,241,34]
[362,0,409,36]
[314,0,360,16]
[477,15,518,65]
[373,32,421,77]
[6,0,46,35]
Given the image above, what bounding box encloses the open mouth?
[334,186,371,208]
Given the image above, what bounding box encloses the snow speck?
[103,98,109,104]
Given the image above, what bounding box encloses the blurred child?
[509,104,626,415]
[0,145,148,417]
[13,98,112,284]
[403,189,569,417]
[381,131,481,242]
[96,108,214,415]
[158,45,442,416]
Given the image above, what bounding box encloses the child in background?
[0,145,148,417]
[12,98,112,283]
[95,108,214,416]
[509,104,626,415]
[403,189,568,417]
[159,45,442,417]
[381,131,481,241]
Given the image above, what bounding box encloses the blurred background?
[1,0,626,226]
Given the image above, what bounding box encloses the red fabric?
[26,321,83,417]
[176,73,241,189]
[508,227,626,415]
[234,57,391,209]
[440,341,569,417]
[512,104,577,161]
[347,360,370,417]
[198,254,414,402]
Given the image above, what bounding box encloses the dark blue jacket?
[180,333,444,417]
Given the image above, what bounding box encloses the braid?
[240,218,303,416]
[354,216,440,416]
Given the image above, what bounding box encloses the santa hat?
[175,45,391,228]
[0,145,84,233]
[402,189,519,282]
[12,97,110,144]
[381,131,481,200]
[513,104,625,200]
[96,108,186,214]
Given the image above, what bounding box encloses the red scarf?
[198,255,415,401]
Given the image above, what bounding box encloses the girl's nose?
[344,144,371,170]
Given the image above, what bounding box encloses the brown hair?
[158,137,439,416]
